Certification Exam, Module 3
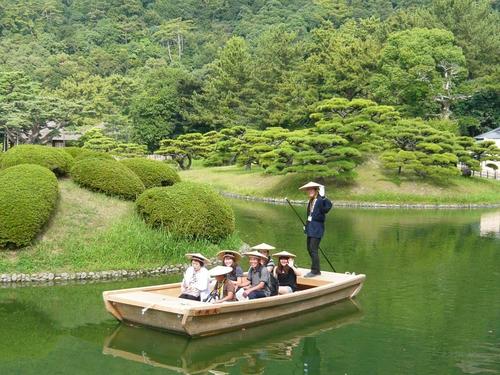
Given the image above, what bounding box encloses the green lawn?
[0,179,240,274]
[180,159,500,204]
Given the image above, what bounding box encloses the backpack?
[269,272,279,296]
[250,266,278,296]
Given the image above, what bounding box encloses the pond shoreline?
[0,263,189,285]
[221,192,500,209]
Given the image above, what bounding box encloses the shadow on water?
[103,300,363,374]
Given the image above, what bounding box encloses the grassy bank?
[0,179,240,274]
[180,160,500,204]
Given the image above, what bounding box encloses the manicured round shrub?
[120,158,180,189]
[71,158,145,200]
[62,146,83,158]
[0,145,74,176]
[0,164,59,248]
[136,182,235,242]
[64,146,114,161]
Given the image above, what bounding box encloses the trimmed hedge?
[64,147,114,161]
[71,158,145,200]
[136,182,235,242]
[0,145,74,176]
[120,158,180,189]
[0,164,59,248]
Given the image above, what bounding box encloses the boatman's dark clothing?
[305,195,332,274]
[305,195,332,238]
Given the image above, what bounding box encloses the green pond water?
[0,201,499,374]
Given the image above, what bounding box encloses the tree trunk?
[166,42,173,63]
[178,154,192,170]
[177,33,182,60]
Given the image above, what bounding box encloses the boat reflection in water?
[479,210,500,238]
[103,300,363,374]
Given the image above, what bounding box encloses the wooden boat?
[102,267,365,337]
[103,300,363,374]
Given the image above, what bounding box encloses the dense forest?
[0,0,499,172]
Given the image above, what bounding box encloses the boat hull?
[103,269,365,337]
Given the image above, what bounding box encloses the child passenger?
[272,251,302,295]
[216,250,244,288]
[179,253,210,301]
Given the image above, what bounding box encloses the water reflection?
[480,210,500,238]
[1,203,499,374]
[302,337,320,375]
[103,300,363,374]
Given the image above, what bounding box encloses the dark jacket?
[304,195,332,238]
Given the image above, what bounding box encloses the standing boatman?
[299,182,333,278]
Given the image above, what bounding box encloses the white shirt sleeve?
[198,268,211,301]
[181,267,192,293]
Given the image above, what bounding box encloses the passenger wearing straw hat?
[216,250,244,288]
[251,243,276,273]
[251,243,278,296]
[205,266,236,303]
[272,251,302,295]
[299,181,332,278]
[179,253,210,301]
[240,251,271,300]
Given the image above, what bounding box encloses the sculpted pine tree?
[112,143,147,158]
[456,137,500,172]
[311,98,399,152]
[203,127,246,166]
[381,120,461,180]
[156,133,209,170]
[251,127,292,172]
[236,129,273,170]
[82,128,117,152]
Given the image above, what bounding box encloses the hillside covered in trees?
[0,0,499,171]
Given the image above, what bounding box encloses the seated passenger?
[179,253,210,301]
[272,251,301,295]
[252,243,278,296]
[216,250,244,288]
[241,251,271,300]
[251,243,276,273]
[206,265,236,303]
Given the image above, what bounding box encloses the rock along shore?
[0,263,190,286]
[220,192,500,209]
[1,244,253,286]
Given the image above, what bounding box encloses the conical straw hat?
[272,251,297,258]
[216,250,242,263]
[185,253,209,263]
[299,181,323,190]
[244,251,269,260]
[208,265,233,277]
[251,243,276,251]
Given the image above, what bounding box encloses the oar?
[284,198,337,273]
